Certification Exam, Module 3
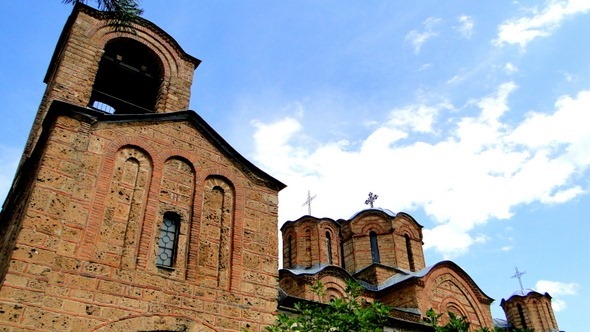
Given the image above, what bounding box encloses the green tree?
[424,308,470,332]
[264,280,391,332]
[424,308,502,332]
[63,0,142,31]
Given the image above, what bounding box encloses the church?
[0,4,560,331]
[279,207,561,331]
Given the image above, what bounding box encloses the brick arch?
[360,223,386,235]
[289,219,320,267]
[86,22,179,79]
[283,229,297,269]
[440,296,469,320]
[78,144,153,264]
[319,220,339,237]
[141,156,196,278]
[319,222,339,266]
[152,149,203,280]
[396,225,419,240]
[192,167,246,290]
[82,14,197,113]
[302,226,314,268]
[423,268,492,329]
[92,314,217,332]
[321,279,347,301]
[193,175,235,289]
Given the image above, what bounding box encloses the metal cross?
[302,190,317,215]
[511,266,527,295]
[365,192,378,208]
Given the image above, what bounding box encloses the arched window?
[90,38,163,114]
[370,231,380,264]
[517,304,528,329]
[156,212,180,268]
[305,228,312,267]
[287,235,293,268]
[405,234,415,271]
[325,231,332,265]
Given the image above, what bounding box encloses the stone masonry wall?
[24,7,197,164]
[0,112,280,331]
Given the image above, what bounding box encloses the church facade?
[0,4,561,332]
[0,4,284,331]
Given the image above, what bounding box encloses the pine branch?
[63,0,143,33]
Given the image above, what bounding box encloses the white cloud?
[536,280,580,296]
[405,17,442,54]
[504,62,518,74]
[456,15,475,39]
[418,63,432,72]
[387,103,450,134]
[423,225,485,259]
[551,298,567,312]
[559,71,575,82]
[251,83,590,258]
[535,279,580,312]
[494,0,590,49]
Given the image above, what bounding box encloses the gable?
[42,101,285,191]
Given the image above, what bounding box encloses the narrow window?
[305,229,312,267]
[287,235,293,268]
[156,212,180,268]
[405,234,415,271]
[517,304,528,329]
[340,240,346,269]
[370,231,380,264]
[325,231,332,265]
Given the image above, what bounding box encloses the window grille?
[156,213,180,268]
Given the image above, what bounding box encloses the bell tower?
[22,3,201,162]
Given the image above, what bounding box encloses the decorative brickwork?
[279,210,494,330]
[501,290,559,331]
[0,4,284,331]
[199,176,234,289]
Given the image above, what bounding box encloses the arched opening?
[287,234,293,268]
[404,234,415,271]
[369,231,380,264]
[305,228,312,268]
[325,231,332,265]
[90,38,163,114]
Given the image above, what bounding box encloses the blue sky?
[0,1,588,330]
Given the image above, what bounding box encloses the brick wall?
[281,218,341,270]
[417,263,494,330]
[501,292,559,331]
[0,104,282,331]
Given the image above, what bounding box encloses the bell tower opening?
[90,38,163,114]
